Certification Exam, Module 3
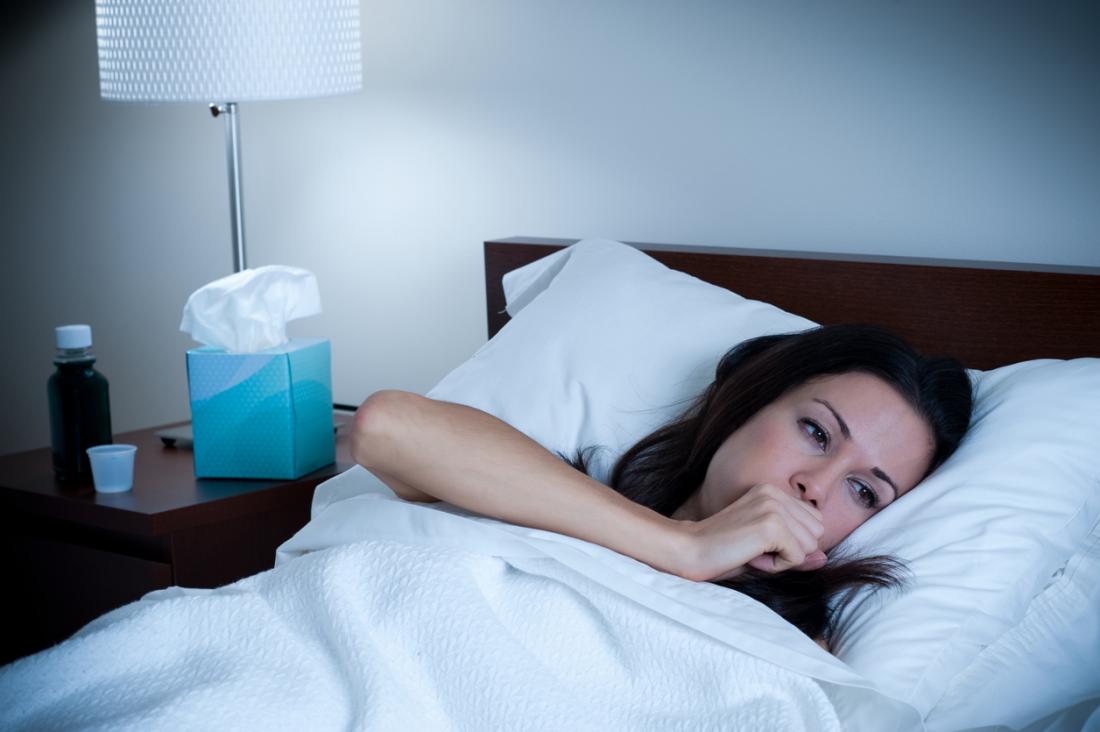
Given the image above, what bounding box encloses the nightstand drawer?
[2,532,172,664]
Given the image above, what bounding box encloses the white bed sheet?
[276,466,926,731]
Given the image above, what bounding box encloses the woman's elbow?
[351,389,419,469]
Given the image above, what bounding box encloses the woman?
[351,324,973,644]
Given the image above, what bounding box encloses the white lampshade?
[95,0,362,102]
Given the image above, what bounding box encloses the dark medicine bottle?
[47,324,113,482]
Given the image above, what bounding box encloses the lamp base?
[155,423,194,448]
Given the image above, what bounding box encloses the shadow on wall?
[1,3,69,63]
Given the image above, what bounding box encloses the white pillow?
[923,517,1100,731]
[832,357,1100,714]
[432,239,814,481]
[427,238,1100,717]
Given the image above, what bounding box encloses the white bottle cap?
[56,324,92,350]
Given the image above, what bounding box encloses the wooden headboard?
[484,236,1100,371]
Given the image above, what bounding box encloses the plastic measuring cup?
[86,444,137,493]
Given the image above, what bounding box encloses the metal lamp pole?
[209,102,247,273]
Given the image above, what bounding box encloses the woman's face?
[689,372,934,554]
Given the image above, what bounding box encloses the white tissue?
[180,265,322,353]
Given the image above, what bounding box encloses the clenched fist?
[673,483,827,582]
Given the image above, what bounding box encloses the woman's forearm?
[351,390,691,576]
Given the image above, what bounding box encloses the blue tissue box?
[186,337,335,479]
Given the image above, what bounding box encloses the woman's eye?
[800,419,828,450]
[851,480,879,509]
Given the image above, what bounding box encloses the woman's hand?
[675,483,827,582]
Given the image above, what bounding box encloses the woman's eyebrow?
[813,398,851,439]
[872,468,900,501]
[813,398,900,500]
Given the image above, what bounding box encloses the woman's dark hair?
[566,324,973,643]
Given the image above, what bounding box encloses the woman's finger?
[794,549,828,571]
[767,486,825,545]
[749,548,828,574]
[749,487,822,557]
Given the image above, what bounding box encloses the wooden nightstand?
[0,414,356,666]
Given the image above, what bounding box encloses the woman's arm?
[352,390,694,575]
[350,390,821,581]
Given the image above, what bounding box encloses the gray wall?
[2,0,1098,456]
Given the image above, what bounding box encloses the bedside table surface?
[0,417,356,536]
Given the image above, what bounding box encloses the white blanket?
[0,467,922,731]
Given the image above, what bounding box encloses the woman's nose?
[795,475,828,508]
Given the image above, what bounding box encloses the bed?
[1,236,1098,732]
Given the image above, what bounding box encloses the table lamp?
[95,0,362,272]
[95,0,361,448]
